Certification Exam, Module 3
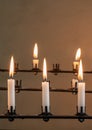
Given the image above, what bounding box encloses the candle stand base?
[52,64,60,75]
[76,106,87,123]
[39,106,52,122]
[5,106,16,121]
[39,112,52,122]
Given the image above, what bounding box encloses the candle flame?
[9,56,14,78]
[75,48,81,60]
[43,58,47,81]
[33,43,38,58]
[78,60,83,81]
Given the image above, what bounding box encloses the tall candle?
[42,58,50,113]
[33,43,39,68]
[77,60,85,113]
[8,56,15,112]
[78,82,85,113]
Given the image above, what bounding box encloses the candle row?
[8,56,50,114]
[33,45,85,114]
[7,44,85,115]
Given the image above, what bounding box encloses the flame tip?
[9,56,14,77]
[78,60,83,81]
[43,58,47,80]
[75,48,81,60]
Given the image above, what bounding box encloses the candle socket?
[15,80,22,93]
[72,87,77,95]
[76,106,86,123]
[32,59,40,75]
[73,61,79,75]
[32,68,41,75]
[33,63,38,69]
[5,106,16,121]
[53,64,60,75]
[32,59,39,70]
[73,68,78,75]
[8,106,16,115]
[40,106,52,122]
[71,79,78,94]
[41,106,50,114]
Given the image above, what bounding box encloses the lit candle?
[33,43,39,69]
[72,48,81,89]
[42,58,50,113]
[8,56,15,113]
[77,60,85,114]
[73,48,81,71]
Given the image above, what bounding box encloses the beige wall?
[0,0,92,129]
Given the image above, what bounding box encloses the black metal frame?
[0,114,92,120]
[0,64,92,122]
[0,68,92,74]
[0,87,92,94]
[0,63,92,74]
[0,86,91,122]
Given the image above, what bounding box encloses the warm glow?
[9,56,14,77]
[33,43,38,58]
[75,48,81,60]
[78,60,83,81]
[43,58,47,80]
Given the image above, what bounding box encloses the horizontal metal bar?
[0,87,92,93]
[0,68,92,74]
[0,114,92,119]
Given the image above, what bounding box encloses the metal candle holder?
[0,64,92,122]
[76,106,86,122]
[5,106,16,121]
[39,106,52,122]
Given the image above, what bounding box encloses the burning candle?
[72,48,81,89]
[8,56,15,113]
[33,43,39,69]
[77,60,85,114]
[42,58,50,113]
[73,48,81,71]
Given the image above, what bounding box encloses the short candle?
[33,43,39,69]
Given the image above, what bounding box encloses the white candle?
[42,58,50,113]
[73,48,81,71]
[33,59,39,68]
[33,43,39,68]
[42,81,50,112]
[8,79,15,111]
[77,60,85,113]
[78,82,85,113]
[8,56,15,112]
